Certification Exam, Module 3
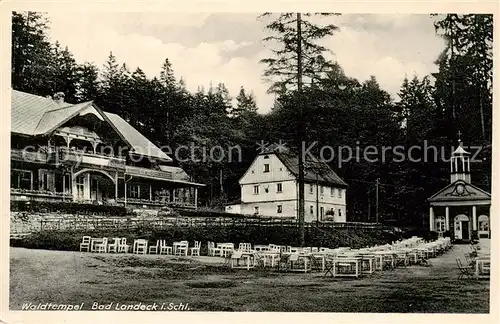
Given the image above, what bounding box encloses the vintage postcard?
[1,1,498,324]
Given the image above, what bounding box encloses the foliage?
[11,200,127,216]
[10,226,398,251]
[259,13,340,95]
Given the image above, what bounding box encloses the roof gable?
[34,101,94,135]
[11,90,171,162]
[239,153,294,184]
[428,180,491,202]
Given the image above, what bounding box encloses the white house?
[225,146,348,222]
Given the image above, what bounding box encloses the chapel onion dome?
[452,143,470,156]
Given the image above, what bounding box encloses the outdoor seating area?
[79,236,201,256]
[456,239,490,280]
[78,235,454,279]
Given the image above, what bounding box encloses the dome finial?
[457,130,463,147]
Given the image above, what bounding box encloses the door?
[462,221,470,240]
[454,214,469,240]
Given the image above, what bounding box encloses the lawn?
[9,244,490,313]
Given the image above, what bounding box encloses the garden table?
[260,252,280,268]
[254,245,270,252]
[231,251,257,270]
[283,253,311,273]
[332,256,362,278]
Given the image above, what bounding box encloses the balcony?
[49,148,126,168]
[11,149,48,164]
[116,198,196,209]
[125,165,173,180]
[11,188,72,202]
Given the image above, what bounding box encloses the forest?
[11,12,493,227]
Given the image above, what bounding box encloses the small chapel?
[428,139,491,242]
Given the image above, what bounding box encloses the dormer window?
[264,164,270,173]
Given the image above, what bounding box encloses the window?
[310,205,314,215]
[436,216,446,232]
[63,174,71,194]
[264,164,270,172]
[309,184,314,194]
[339,209,342,217]
[320,186,324,195]
[264,155,269,159]
[277,183,283,193]
[277,205,283,214]
[129,184,140,198]
[39,170,49,191]
[76,175,85,199]
[42,173,49,190]
[254,206,259,214]
[11,169,32,190]
[320,207,324,218]
[338,189,342,198]
[331,187,335,196]
[253,185,259,194]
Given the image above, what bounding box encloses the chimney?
[53,92,65,104]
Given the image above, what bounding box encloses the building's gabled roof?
[34,101,94,135]
[104,112,171,161]
[11,90,83,135]
[258,144,348,187]
[428,179,491,203]
[11,90,171,162]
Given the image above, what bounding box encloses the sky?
[47,13,446,113]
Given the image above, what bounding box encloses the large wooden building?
[428,140,491,241]
[10,90,204,209]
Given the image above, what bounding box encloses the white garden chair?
[159,241,173,255]
[190,241,201,256]
[94,238,108,253]
[149,240,161,254]
[133,239,148,254]
[208,241,222,257]
[107,237,120,253]
[79,236,91,252]
[175,241,188,256]
[118,238,130,253]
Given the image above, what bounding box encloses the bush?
[11,201,127,216]
[11,225,398,251]
[471,230,479,243]
[420,230,439,242]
